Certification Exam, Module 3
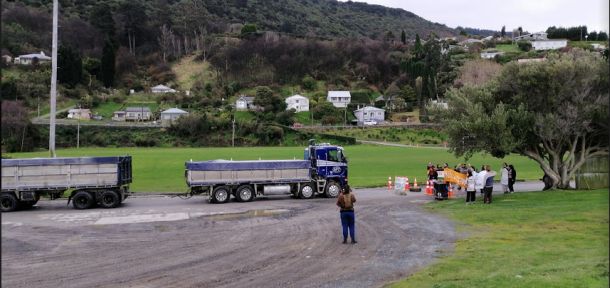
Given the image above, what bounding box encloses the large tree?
[440,49,609,189]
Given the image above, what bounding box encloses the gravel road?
[1,188,456,288]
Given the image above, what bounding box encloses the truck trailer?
[185,141,348,203]
[1,156,132,212]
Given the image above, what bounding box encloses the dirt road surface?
[2,188,456,288]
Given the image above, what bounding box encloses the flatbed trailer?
[1,156,132,212]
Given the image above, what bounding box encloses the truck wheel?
[72,191,94,209]
[236,185,254,202]
[99,190,120,208]
[0,193,19,212]
[299,184,315,199]
[212,186,231,204]
[324,181,341,198]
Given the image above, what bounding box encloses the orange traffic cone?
[405,177,411,191]
[426,180,433,195]
[388,177,392,191]
[448,185,454,198]
[413,178,418,189]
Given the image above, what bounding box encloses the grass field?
[4,145,541,192]
[389,189,609,287]
[495,44,521,53]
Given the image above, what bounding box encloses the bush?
[301,75,316,91]
[517,40,532,52]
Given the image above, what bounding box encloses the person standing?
[500,163,510,194]
[475,165,487,197]
[508,164,516,193]
[484,165,497,204]
[466,170,477,204]
[336,185,357,244]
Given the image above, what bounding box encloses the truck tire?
[72,191,95,209]
[324,181,341,198]
[99,190,120,208]
[212,186,231,204]
[299,184,315,199]
[0,193,19,212]
[236,185,254,202]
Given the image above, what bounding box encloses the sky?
[339,0,609,33]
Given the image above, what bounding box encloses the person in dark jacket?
[508,164,516,193]
[483,165,497,204]
[336,185,357,244]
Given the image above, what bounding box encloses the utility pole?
[49,0,58,157]
[76,104,80,149]
[232,117,235,147]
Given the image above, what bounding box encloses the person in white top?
[500,163,510,194]
[466,170,477,204]
[475,166,487,196]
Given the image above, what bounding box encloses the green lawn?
[320,127,446,145]
[4,146,541,192]
[389,189,609,288]
[234,111,256,123]
[93,102,125,118]
[495,44,521,53]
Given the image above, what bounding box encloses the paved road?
[2,188,457,288]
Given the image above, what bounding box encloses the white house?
[67,108,91,120]
[285,94,309,112]
[531,39,567,50]
[354,106,385,124]
[151,84,177,93]
[514,32,548,41]
[14,51,51,65]
[480,50,503,59]
[327,91,351,108]
[235,95,255,111]
[160,108,189,126]
[124,107,152,121]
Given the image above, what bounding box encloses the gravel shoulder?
[1,188,455,288]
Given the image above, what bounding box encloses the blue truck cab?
[304,141,348,191]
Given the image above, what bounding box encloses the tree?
[400,30,406,44]
[517,40,532,51]
[439,49,609,189]
[501,26,506,38]
[1,101,40,152]
[588,31,598,41]
[241,24,257,37]
[598,31,608,41]
[58,45,82,87]
[414,34,423,59]
[89,3,115,37]
[100,39,116,87]
[253,86,285,113]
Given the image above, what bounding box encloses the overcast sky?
[340,0,609,33]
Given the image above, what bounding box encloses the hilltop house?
[354,106,385,124]
[67,108,91,120]
[531,39,567,50]
[14,51,51,65]
[285,94,309,112]
[151,84,177,93]
[113,107,152,121]
[235,95,255,111]
[480,50,503,59]
[327,91,351,108]
[160,108,189,126]
[514,32,548,41]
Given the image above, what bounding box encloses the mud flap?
[67,195,73,206]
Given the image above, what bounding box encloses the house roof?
[125,107,152,112]
[355,106,385,112]
[161,108,188,114]
[152,84,174,90]
[327,91,351,98]
[286,94,308,101]
[237,95,254,102]
[18,51,51,60]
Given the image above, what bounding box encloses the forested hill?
[2,0,455,51]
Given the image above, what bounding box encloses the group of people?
[427,162,517,204]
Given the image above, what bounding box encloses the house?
[531,39,567,50]
[235,95,255,111]
[459,38,483,46]
[327,91,351,108]
[151,84,177,93]
[285,94,309,112]
[112,111,126,121]
[354,106,385,124]
[2,55,12,64]
[160,108,189,126]
[124,107,152,121]
[67,108,91,120]
[480,50,503,59]
[514,32,548,41]
[14,51,51,65]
